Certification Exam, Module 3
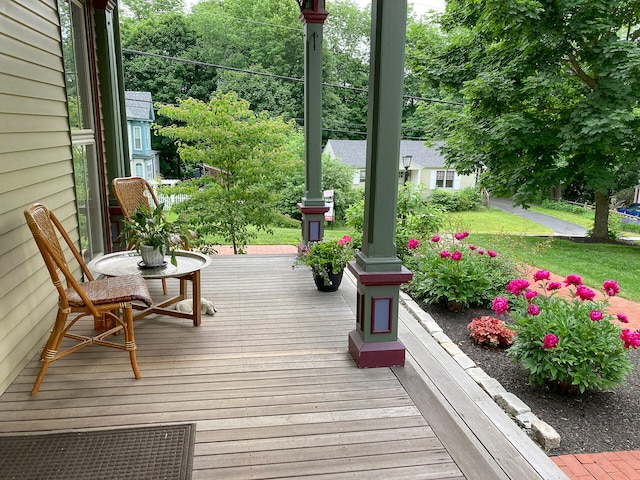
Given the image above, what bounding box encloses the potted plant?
[294,235,355,291]
[120,203,191,267]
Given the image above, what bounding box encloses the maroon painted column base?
[348,330,405,368]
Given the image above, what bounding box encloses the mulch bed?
[421,302,640,456]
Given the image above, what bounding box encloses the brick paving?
[210,245,640,479]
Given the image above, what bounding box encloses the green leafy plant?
[467,316,515,348]
[120,203,191,266]
[404,231,519,311]
[294,235,355,285]
[494,271,640,394]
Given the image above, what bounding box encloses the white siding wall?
[0,0,79,394]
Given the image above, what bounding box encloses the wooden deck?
[0,254,567,479]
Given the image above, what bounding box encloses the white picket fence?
[156,193,190,210]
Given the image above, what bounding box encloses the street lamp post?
[402,155,412,185]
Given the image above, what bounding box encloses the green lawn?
[472,233,640,302]
[447,210,553,234]
[528,205,594,228]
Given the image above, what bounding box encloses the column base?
[348,330,405,368]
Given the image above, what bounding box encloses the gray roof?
[323,139,446,169]
[125,91,154,121]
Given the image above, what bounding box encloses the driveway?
[489,197,588,237]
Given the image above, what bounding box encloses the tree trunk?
[591,190,610,241]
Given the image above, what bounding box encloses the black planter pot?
[313,269,344,292]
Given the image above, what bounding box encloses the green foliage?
[415,0,640,240]
[429,187,483,212]
[346,183,446,262]
[321,154,358,223]
[120,14,215,104]
[404,232,520,310]
[539,199,592,217]
[467,316,515,348]
[156,92,299,253]
[274,155,357,224]
[120,203,191,266]
[294,235,355,285]
[121,0,184,20]
[503,272,636,394]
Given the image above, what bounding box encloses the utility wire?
[122,48,464,106]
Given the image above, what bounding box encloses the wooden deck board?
[0,254,563,479]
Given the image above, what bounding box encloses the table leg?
[192,269,201,326]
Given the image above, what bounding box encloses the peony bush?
[496,271,640,394]
[404,232,519,311]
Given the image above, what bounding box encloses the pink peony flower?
[575,285,596,301]
[590,310,603,321]
[407,238,419,250]
[492,296,509,316]
[478,249,485,255]
[542,333,559,349]
[506,278,530,297]
[547,281,562,291]
[440,250,451,259]
[524,290,538,302]
[620,329,640,349]
[527,304,541,316]
[454,231,469,240]
[338,235,352,245]
[487,250,497,258]
[431,235,440,242]
[533,270,551,282]
[617,313,630,324]
[451,250,463,261]
[603,280,620,297]
[564,274,583,287]
[469,244,477,250]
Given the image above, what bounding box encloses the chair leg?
[161,278,168,295]
[32,308,68,395]
[122,302,142,379]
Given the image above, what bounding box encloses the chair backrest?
[24,203,97,314]
[112,177,161,219]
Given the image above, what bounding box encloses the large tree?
[155,92,300,253]
[120,14,215,103]
[411,0,640,240]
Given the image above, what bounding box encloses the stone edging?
[400,292,561,451]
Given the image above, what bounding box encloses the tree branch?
[563,52,597,90]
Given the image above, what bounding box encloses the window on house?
[59,0,105,261]
[359,169,366,183]
[133,126,142,150]
[435,170,455,188]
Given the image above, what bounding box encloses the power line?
[122,48,463,106]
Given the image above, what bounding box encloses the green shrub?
[429,187,483,212]
[271,213,300,228]
[540,199,592,217]
[404,231,519,310]
[497,271,638,394]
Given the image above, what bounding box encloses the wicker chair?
[24,203,153,395]
[112,176,187,294]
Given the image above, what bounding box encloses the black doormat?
[0,423,196,480]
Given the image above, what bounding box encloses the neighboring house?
[323,139,477,191]
[125,91,160,181]
[0,0,130,394]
